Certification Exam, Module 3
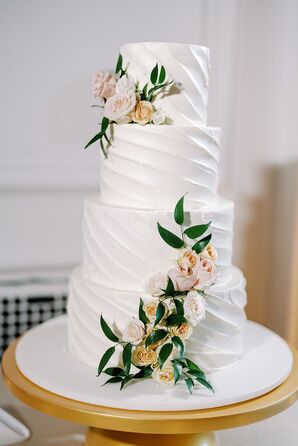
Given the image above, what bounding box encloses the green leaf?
[133,366,153,379]
[187,369,206,379]
[166,314,187,326]
[157,222,184,249]
[184,358,204,374]
[101,116,110,133]
[147,81,173,99]
[102,376,123,386]
[123,343,133,374]
[100,315,119,343]
[115,53,123,74]
[100,138,108,159]
[120,374,134,390]
[174,195,185,225]
[172,336,184,359]
[172,359,182,384]
[195,376,214,393]
[184,222,211,239]
[142,82,149,99]
[150,63,159,85]
[154,302,165,326]
[165,277,175,297]
[97,346,115,376]
[174,298,184,315]
[85,131,103,150]
[185,377,194,394]
[145,329,168,348]
[192,234,212,254]
[158,343,173,369]
[139,299,149,325]
[159,65,166,84]
[103,367,125,377]
[103,132,112,147]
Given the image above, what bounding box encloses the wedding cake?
[67,42,247,390]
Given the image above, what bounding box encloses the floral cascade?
[97,195,219,394]
[85,54,174,158]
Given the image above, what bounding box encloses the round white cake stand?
[2,316,298,446]
[14,316,293,411]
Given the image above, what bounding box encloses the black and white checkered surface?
[0,275,69,357]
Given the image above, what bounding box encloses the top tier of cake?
[121,42,210,126]
[100,42,219,211]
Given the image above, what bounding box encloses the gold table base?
[2,339,298,446]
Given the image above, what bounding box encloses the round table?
[2,338,298,446]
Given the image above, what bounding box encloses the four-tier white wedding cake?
[67,42,247,376]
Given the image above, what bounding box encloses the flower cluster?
[97,195,218,394]
[85,54,173,158]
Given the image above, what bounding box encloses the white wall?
[1,0,298,334]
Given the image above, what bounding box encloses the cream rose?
[143,300,159,322]
[194,258,218,290]
[152,110,165,125]
[122,318,144,344]
[183,291,206,326]
[201,244,218,262]
[153,362,175,386]
[178,247,200,274]
[92,71,117,99]
[116,75,135,94]
[104,90,136,123]
[132,346,157,366]
[131,100,154,125]
[144,272,168,297]
[171,322,193,340]
[168,267,199,292]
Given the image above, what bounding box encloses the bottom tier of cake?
[67,266,247,372]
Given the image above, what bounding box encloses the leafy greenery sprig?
[140,63,174,102]
[96,195,215,394]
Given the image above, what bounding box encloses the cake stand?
[2,318,298,446]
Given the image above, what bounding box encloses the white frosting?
[102,124,220,209]
[82,195,234,291]
[68,266,246,371]
[121,42,210,125]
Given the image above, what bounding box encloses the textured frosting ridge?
[82,196,234,291]
[121,42,210,125]
[101,124,220,209]
[68,267,246,371]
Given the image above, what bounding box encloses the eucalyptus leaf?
[133,366,153,379]
[139,298,149,325]
[103,376,123,386]
[172,336,184,359]
[165,277,175,297]
[174,194,185,225]
[158,343,173,369]
[84,131,103,150]
[97,346,115,376]
[150,63,159,85]
[159,65,166,84]
[157,222,184,249]
[103,367,125,377]
[192,234,212,254]
[184,222,211,239]
[100,315,119,343]
[166,314,187,326]
[145,329,168,348]
[173,298,184,315]
[101,116,110,133]
[123,343,133,374]
[115,53,123,74]
[185,377,194,394]
[154,302,166,326]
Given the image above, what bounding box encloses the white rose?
[153,361,175,386]
[183,291,206,326]
[144,272,168,296]
[122,318,144,344]
[116,75,135,94]
[201,244,218,262]
[104,90,136,123]
[152,110,165,125]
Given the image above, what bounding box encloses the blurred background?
[1,0,298,351]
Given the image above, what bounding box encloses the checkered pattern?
[0,293,67,357]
